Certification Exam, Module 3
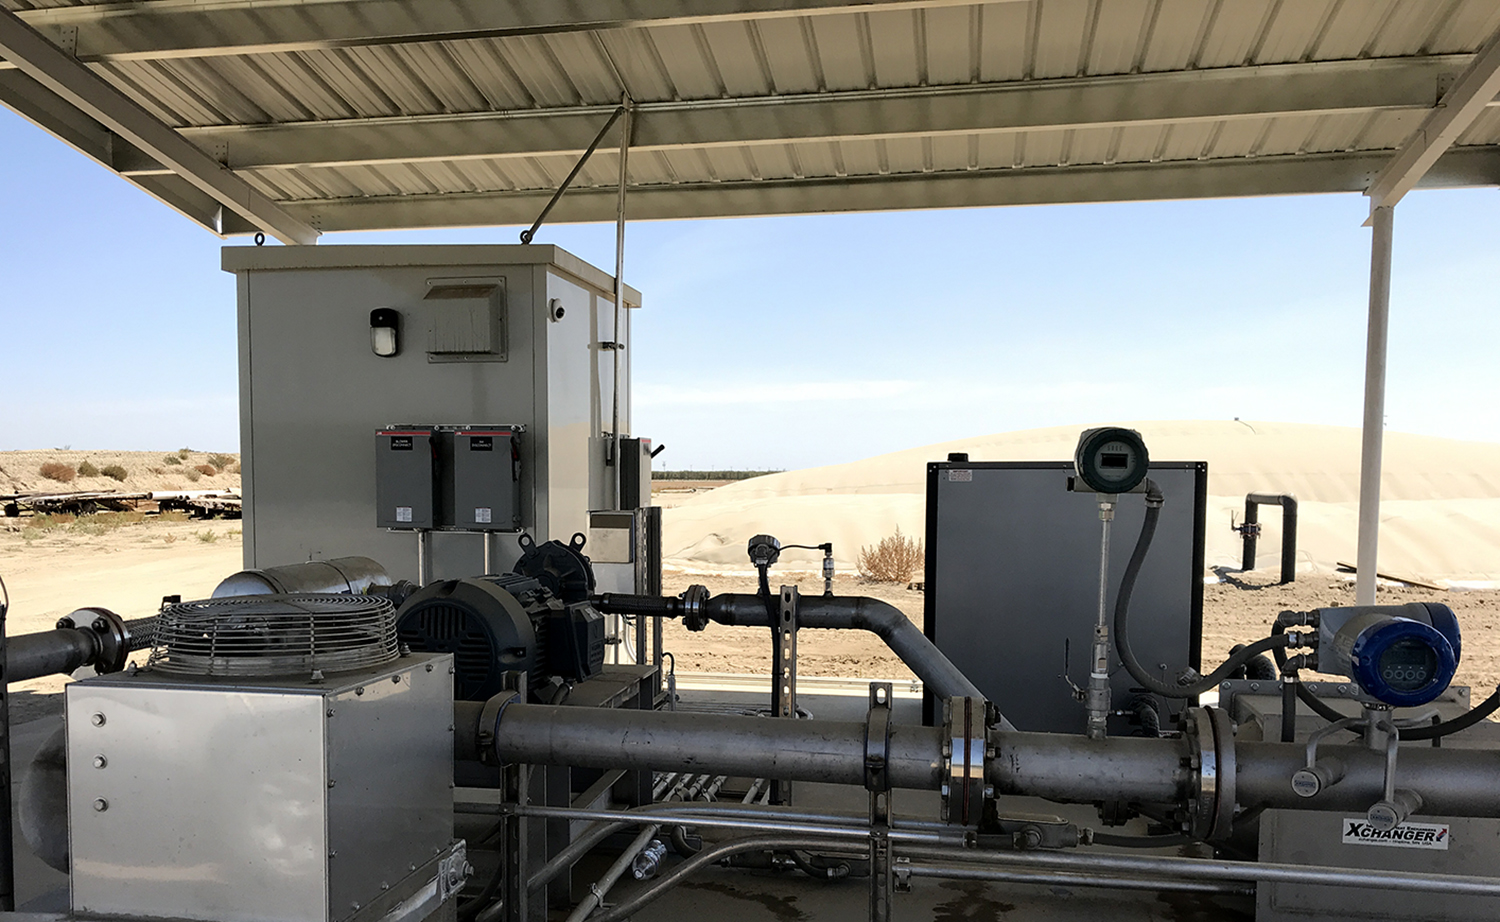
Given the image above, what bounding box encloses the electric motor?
[396,573,604,701]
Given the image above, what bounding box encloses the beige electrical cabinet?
[223,245,640,582]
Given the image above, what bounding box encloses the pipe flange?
[941,695,988,827]
[65,607,129,675]
[680,585,710,632]
[477,691,520,766]
[1208,705,1237,840]
[1184,706,1237,841]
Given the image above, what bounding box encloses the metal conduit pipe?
[904,863,1254,896]
[596,591,1001,725]
[899,845,1500,898]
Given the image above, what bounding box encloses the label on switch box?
[475,507,492,524]
[395,506,413,523]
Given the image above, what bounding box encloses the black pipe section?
[1242,493,1298,584]
[596,591,996,721]
[7,630,98,684]
[2,615,157,685]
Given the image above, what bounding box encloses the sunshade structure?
[2,0,1499,599]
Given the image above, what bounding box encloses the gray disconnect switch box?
[446,426,522,531]
[375,428,436,529]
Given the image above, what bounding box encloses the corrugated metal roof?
[2,0,1499,237]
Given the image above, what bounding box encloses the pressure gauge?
[1073,427,1150,494]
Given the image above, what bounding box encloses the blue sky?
[2,105,1496,470]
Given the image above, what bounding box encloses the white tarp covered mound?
[661,421,1500,581]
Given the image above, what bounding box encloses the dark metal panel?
[922,461,1206,735]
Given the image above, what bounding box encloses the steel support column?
[1356,205,1395,605]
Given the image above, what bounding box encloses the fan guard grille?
[148,594,398,677]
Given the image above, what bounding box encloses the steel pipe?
[596,590,995,720]
[987,732,1190,805]
[900,844,1500,897]
[706,594,986,705]
[6,629,98,684]
[457,701,1500,820]
[1236,741,1500,817]
[483,701,945,789]
[904,862,1254,896]
[563,824,656,922]
[6,612,155,684]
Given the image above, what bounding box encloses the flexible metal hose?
[1113,484,1291,697]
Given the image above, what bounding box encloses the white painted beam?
[0,7,318,244]
[267,148,1500,235]
[8,0,994,63]
[152,57,1463,174]
[1367,29,1500,211]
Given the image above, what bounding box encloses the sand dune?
[661,421,1500,581]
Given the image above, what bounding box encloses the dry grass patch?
[858,528,924,583]
[100,464,128,482]
[77,460,99,478]
[39,461,75,483]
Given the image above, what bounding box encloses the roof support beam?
[0,6,318,244]
[7,0,995,63]
[1366,29,1500,211]
[266,148,1500,235]
[150,57,1467,174]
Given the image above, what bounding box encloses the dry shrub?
[163,533,178,544]
[194,464,217,477]
[183,468,202,482]
[164,455,182,466]
[150,467,166,475]
[207,453,236,470]
[159,510,189,523]
[196,529,219,543]
[229,462,241,474]
[39,461,76,483]
[77,460,100,478]
[858,528,924,583]
[100,464,128,482]
[178,447,192,459]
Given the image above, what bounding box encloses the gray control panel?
[444,426,522,531]
[375,428,435,529]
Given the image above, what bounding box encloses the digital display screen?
[1379,639,1437,691]
[1101,452,1129,469]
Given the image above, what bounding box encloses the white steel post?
[1356,205,1395,604]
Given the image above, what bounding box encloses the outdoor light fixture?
[370,308,401,357]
